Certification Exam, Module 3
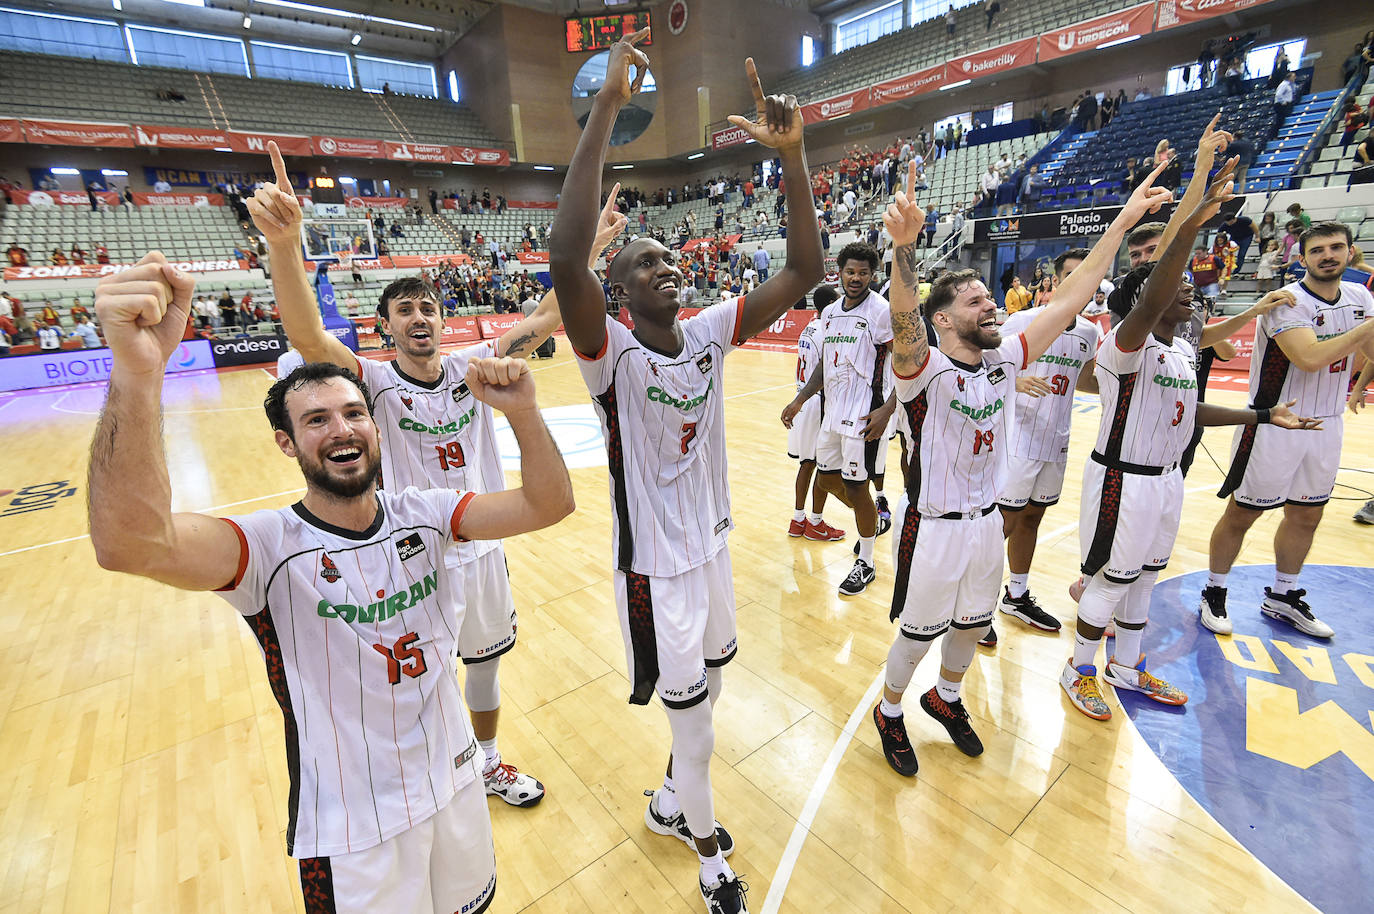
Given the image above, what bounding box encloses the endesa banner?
[226,131,313,156]
[8,189,119,207]
[1156,0,1274,30]
[800,87,870,123]
[1038,3,1154,61]
[133,124,229,149]
[210,335,287,368]
[710,125,751,151]
[0,340,214,392]
[870,64,946,104]
[131,192,225,207]
[22,119,134,147]
[5,259,246,281]
[947,36,1038,82]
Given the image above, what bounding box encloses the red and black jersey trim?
[1081,466,1126,579]
[1101,370,1138,465]
[890,503,922,623]
[1219,332,1291,499]
[297,856,336,914]
[624,572,660,706]
[595,382,635,573]
[246,607,303,856]
[900,391,929,506]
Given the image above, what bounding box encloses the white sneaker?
[1198,585,1232,635]
[484,761,545,807]
[643,789,735,856]
[700,871,749,913]
[1260,588,1333,638]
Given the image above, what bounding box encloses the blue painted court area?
[1129,564,1374,914]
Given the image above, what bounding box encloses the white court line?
[726,382,794,401]
[760,480,1217,911]
[0,487,304,559]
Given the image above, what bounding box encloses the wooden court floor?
[1,344,1371,914]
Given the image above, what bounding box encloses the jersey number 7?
[680,422,698,454]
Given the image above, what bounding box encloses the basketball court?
[2,343,1370,913]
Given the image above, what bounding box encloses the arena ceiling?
[33,0,842,62]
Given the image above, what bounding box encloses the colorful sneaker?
[1060,661,1112,721]
[787,518,806,537]
[484,761,545,807]
[999,587,1062,631]
[643,789,735,856]
[919,687,984,756]
[1260,588,1334,638]
[803,518,846,541]
[1198,585,1231,635]
[838,559,876,595]
[978,624,998,647]
[872,704,919,776]
[700,871,750,914]
[1103,655,1188,705]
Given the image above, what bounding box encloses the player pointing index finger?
[267,140,294,195]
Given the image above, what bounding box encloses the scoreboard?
[565,12,652,53]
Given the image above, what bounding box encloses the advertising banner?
[21,119,134,147]
[132,192,225,207]
[8,189,119,207]
[800,87,870,124]
[1038,3,1155,61]
[209,335,287,368]
[144,166,307,188]
[477,314,522,339]
[0,340,214,392]
[946,36,1038,82]
[754,309,815,344]
[508,200,558,209]
[0,118,21,143]
[345,195,409,209]
[451,146,511,167]
[443,316,482,343]
[4,258,246,281]
[516,251,550,264]
[1156,0,1274,30]
[384,141,452,163]
[133,124,230,149]
[710,124,751,150]
[1210,319,1256,374]
[869,64,947,104]
[312,135,387,158]
[226,131,314,156]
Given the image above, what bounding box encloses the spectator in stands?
[1075,92,1099,132]
[1340,100,1370,150]
[217,288,235,329]
[1257,211,1278,248]
[50,249,69,266]
[153,177,172,193]
[1255,240,1281,293]
[1019,164,1045,210]
[1267,49,1291,90]
[1134,86,1153,101]
[1228,130,1256,187]
[70,297,90,323]
[40,302,60,327]
[1221,57,1244,97]
[389,223,404,238]
[1281,219,1303,262]
[1285,202,1311,229]
[978,164,1000,214]
[1273,72,1297,125]
[70,244,86,265]
[69,313,101,349]
[984,0,999,31]
[193,296,214,329]
[1197,40,1217,88]
[1221,212,1255,272]
[1212,231,1238,292]
[1190,243,1222,297]
[1353,131,1374,186]
[1004,276,1032,314]
[752,244,770,282]
[946,3,956,37]
[922,207,939,248]
[95,243,110,265]
[7,243,28,267]
[1033,276,1054,306]
[1084,288,1109,316]
[37,320,61,351]
[3,291,19,321]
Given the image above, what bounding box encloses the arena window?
[126,23,249,76]
[356,55,437,98]
[1165,38,1305,95]
[802,35,815,67]
[448,70,461,103]
[834,0,904,54]
[250,39,353,88]
[0,6,126,61]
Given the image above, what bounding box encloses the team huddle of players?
[81,29,1373,914]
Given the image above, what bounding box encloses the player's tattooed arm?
[890,301,930,378]
[550,28,649,357]
[882,163,930,377]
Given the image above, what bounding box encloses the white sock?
[658,776,680,817]
[879,696,903,718]
[1207,571,1227,590]
[793,509,806,523]
[479,738,499,773]
[1007,573,1029,599]
[699,850,731,885]
[1275,571,1300,594]
[859,535,876,564]
[935,676,961,703]
[807,512,823,525]
[1072,630,1099,669]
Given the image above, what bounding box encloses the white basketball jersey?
[577,302,741,577]
[1092,328,1197,467]
[215,487,478,858]
[894,333,1027,516]
[357,345,504,562]
[1000,308,1101,461]
[1252,280,1370,418]
[795,310,824,392]
[819,291,893,435]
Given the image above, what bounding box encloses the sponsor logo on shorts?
[474,631,515,656]
[395,532,426,561]
[719,637,737,656]
[461,873,497,913]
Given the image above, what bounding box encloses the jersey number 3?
[1171,401,1184,426]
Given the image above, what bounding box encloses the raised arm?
[728,59,825,339]
[883,161,930,378]
[1119,157,1239,352]
[549,28,650,356]
[87,254,244,591]
[1198,289,1293,348]
[1153,113,1231,261]
[497,190,626,358]
[248,142,354,370]
[1275,317,1374,373]
[1022,160,1172,361]
[452,357,574,539]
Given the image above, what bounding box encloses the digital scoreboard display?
[565,12,651,53]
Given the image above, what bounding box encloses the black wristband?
[1256,408,1270,425]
